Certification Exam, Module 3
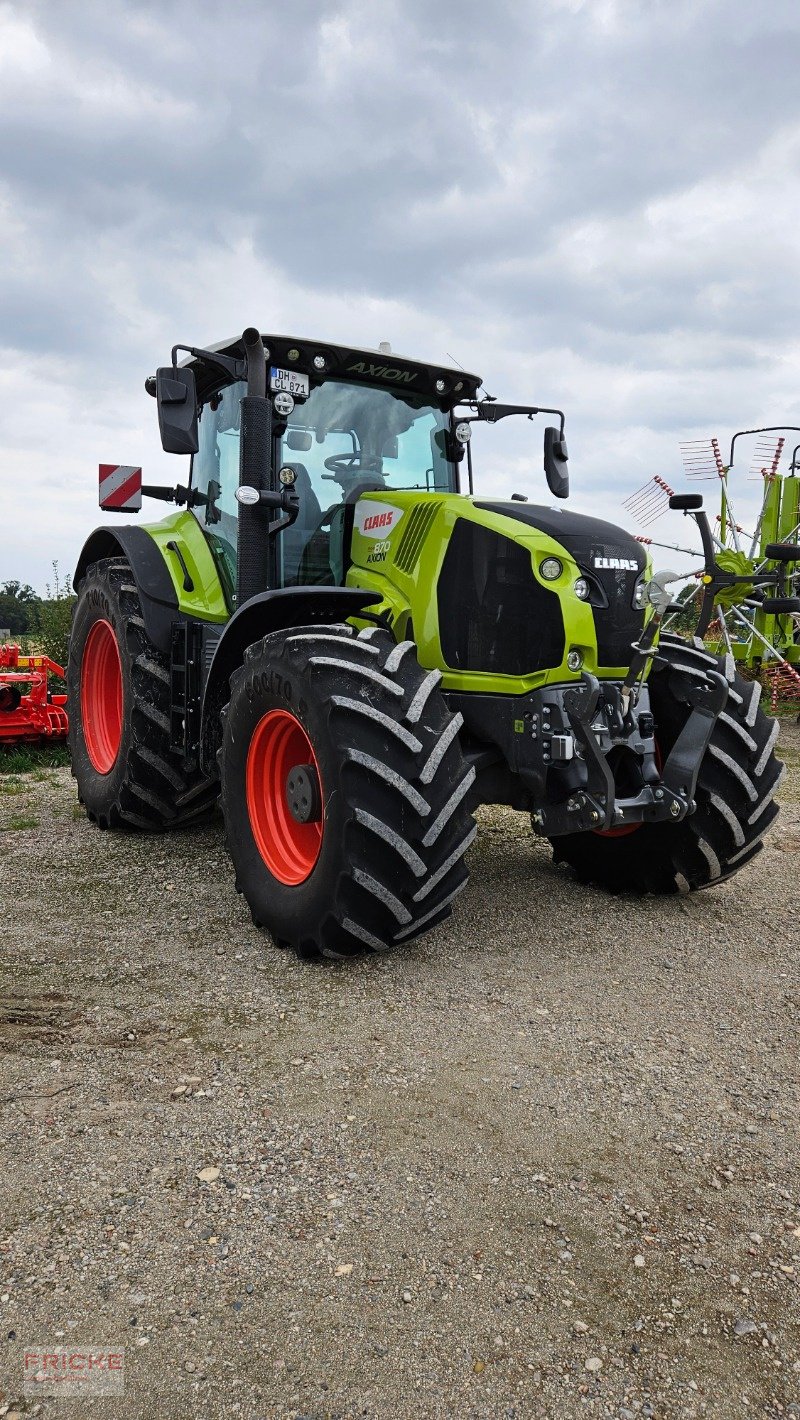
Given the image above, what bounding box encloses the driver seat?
[279,463,323,584]
[297,480,386,586]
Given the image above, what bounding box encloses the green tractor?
[68,330,785,957]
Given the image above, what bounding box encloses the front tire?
[549,637,785,893]
[219,624,476,958]
[67,558,217,830]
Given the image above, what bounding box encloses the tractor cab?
[189,360,463,596]
[169,334,481,609]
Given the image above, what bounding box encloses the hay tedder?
[623,427,800,713]
[0,645,69,745]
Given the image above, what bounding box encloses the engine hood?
[473,501,647,574]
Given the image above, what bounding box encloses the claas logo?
[363,510,396,533]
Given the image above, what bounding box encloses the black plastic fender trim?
[74,525,181,655]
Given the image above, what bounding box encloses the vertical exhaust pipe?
[237,328,271,606]
[242,326,266,399]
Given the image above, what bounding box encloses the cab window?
[190,376,456,589]
[279,381,454,585]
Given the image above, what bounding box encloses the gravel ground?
[0,718,798,1420]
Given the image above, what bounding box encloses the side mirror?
[543,426,569,500]
[382,436,399,459]
[155,366,198,455]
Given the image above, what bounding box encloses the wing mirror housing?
[154,366,199,455]
[543,426,569,499]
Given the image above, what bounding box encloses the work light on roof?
[435,378,446,393]
[313,354,326,371]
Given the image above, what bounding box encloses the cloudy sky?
[2,0,800,592]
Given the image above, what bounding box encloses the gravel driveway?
[1,718,799,1419]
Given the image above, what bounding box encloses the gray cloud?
[1,0,799,587]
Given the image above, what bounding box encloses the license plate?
[270,366,309,399]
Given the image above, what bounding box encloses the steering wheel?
[323,451,383,480]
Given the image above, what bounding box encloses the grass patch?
[3,814,39,830]
[0,778,26,797]
[0,744,70,775]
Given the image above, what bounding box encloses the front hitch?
[557,659,728,835]
[658,663,729,805]
[563,672,616,829]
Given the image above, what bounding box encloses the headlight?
[540,557,563,581]
[567,649,584,671]
[574,577,590,601]
[633,577,648,609]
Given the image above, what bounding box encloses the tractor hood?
[347,489,651,691]
[473,502,647,575]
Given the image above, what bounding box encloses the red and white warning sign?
[99,464,142,512]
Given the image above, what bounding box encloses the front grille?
[471,501,647,670]
[569,539,645,665]
[437,519,565,674]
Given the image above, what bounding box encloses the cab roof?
[185,332,482,408]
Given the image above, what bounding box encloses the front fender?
[199,586,381,773]
[74,524,179,654]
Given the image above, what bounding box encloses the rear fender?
[199,586,382,773]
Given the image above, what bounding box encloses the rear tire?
[218,624,476,958]
[549,637,785,893]
[67,558,218,830]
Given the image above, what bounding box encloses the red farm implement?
[0,645,68,745]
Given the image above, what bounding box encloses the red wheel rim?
[594,820,642,839]
[246,709,323,885]
[81,619,123,774]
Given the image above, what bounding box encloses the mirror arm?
[536,406,566,436]
[170,344,247,384]
[459,401,566,436]
[140,483,206,508]
[147,333,263,398]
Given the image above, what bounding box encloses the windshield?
[281,380,453,499]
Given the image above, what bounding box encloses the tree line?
[0,567,76,672]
